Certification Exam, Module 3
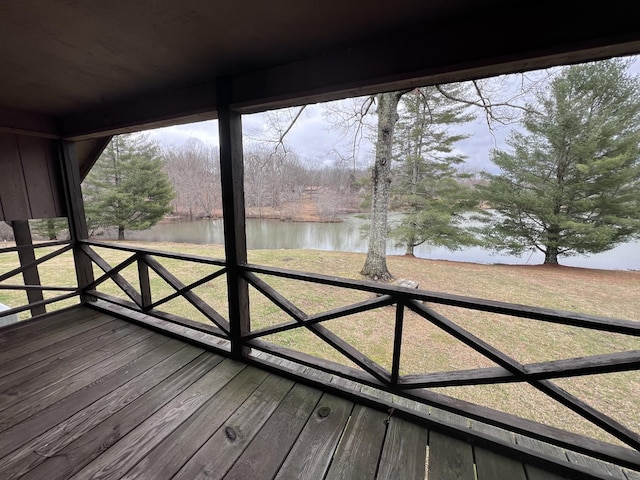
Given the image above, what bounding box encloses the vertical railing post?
[391,301,405,388]
[59,140,95,303]
[11,220,46,317]
[217,77,251,359]
[137,254,152,311]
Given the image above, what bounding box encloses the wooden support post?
[217,77,250,359]
[11,220,46,317]
[59,140,95,302]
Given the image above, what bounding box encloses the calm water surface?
[130,215,640,271]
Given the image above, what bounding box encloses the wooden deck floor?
[0,306,621,480]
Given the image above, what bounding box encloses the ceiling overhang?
[0,1,638,141]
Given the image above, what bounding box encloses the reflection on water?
[130,215,640,271]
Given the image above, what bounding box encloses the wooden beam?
[55,3,640,141]
[60,82,218,141]
[11,221,45,317]
[58,141,94,301]
[229,5,640,114]
[76,136,113,181]
[0,106,59,139]
[217,77,250,360]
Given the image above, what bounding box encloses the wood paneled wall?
[0,132,66,221]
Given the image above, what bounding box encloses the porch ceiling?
[0,0,639,141]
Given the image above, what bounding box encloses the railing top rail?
[243,263,640,335]
[0,239,70,255]
[81,240,226,266]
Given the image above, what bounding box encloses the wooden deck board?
[0,342,202,476]
[131,374,294,480]
[69,361,261,480]
[0,306,632,480]
[475,445,527,480]
[223,383,323,480]
[18,353,228,480]
[324,404,388,480]
[376,416,428,480]
[428,430,475,480]
[275,393,354,480]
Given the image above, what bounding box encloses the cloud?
[147,54,640,174]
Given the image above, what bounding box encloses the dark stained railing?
[51,240,640,471]
[0,241,79,319]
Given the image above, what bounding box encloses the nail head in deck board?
[0,340,197,459]
[222,382,323,480]
[125,374,294,480]
[474,445,527,480]
[275,393,355,480]
[324,404,388,480]
[376,417,428,480]
[17,353,232,480]
[427,430,475,480]
[72,365,268,480]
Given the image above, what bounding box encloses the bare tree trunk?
[361,92,402,280]
[118,225,125,240]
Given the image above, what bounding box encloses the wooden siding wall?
[0,132,66,221]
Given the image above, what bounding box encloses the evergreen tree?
[390,87,477,255]
[30,218,69,240]
[83,133,174,240]
[478,59,640,264]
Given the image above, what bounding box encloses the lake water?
[130,215,640,271]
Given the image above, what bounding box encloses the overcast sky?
[149,55,640,174]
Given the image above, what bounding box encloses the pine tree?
[83,133,175,240]
[390,86,477,255]
[478,59,640,264]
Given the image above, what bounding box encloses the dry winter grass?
[1,241,639,445]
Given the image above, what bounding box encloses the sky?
[149,54,640,174]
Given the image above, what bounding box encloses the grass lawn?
[1,240,639,446]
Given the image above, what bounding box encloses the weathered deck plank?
[0,309,111,364]
[0,318,124,378]
[275,393,354,480]
[0,327,168,433]
[0,306,633,480]
[325,404,388,480]
[70,363,265,480]
[0,342,203,477]
[17,354,228,480]
[376,416,428,480]
[0,319,138,393]
[132,374,294,480]
[475,445,527,480]
[222,383,323,479]
[428,430,475,480]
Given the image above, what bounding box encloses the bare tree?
[164,138,221,219]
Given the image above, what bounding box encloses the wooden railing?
[80,241,230,344]
[0,240,79,319]
[76,240,640,471]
